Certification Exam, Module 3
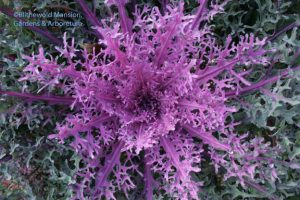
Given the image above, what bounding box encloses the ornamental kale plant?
[1,0,300,199]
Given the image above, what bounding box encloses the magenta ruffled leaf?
[13,1,300,199]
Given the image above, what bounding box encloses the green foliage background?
[0,0,299,199]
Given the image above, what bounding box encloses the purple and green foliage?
[0,0,300,199]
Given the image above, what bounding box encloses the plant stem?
[225,66,300,97]
[75,0,103,39]
[191,0,208,30]
[267,22,300,43]
[0,90,74,104]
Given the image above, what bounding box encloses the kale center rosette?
[19,1,287,199]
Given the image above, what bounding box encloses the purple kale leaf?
[14,1,299,199]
